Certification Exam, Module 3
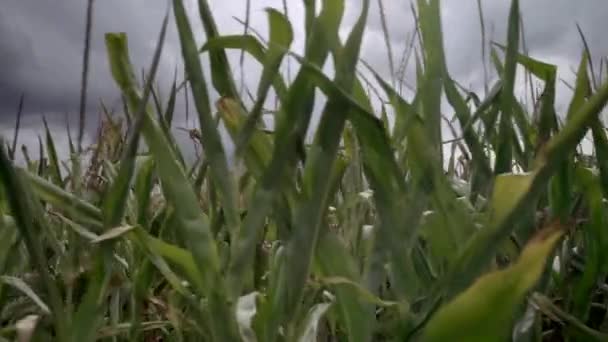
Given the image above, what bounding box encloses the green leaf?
[196,0,240,98]
[437,61,608,302]
[69,259,111,342]
[42,117,63,187]
[443,76,493,195]
[105,30,237,340]
[226,0,342,306]
[277,0,368,327]
[422,225,564,342]
[217,98,273,178]
[233,8,294,158]
[315,231,375,342]
[569,168,608,320]
[130,227,204,293]
[103,7,168,230]
[494,42,557,82]
[173,0,241,239]
[133,156,156,226]
[24,160,102,225]
[0,215,18,277]
[494,0,519,174]
[568,52,592,121]
[201,35,288,100]
[163,74,178,128]
[0,143,67,340]
[10,94,24,160]
[416,0,446,162]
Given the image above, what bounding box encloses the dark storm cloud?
[0,0,192,163]
[2,0,607,117]
[315,0,606,135]
[1,0,607,161]
[355,0,608,98]
[0,0,179,120]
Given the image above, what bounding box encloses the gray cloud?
[1,0,607,161]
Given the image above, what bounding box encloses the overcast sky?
[1,0,607,161]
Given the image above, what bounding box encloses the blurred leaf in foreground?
[421,222,565,342]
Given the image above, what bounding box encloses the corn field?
[1,0,608,341]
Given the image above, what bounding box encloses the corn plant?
[1,0,608,341]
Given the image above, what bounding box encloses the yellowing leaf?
[422,223,564,342]
[490,172,534,224]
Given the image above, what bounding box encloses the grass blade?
[42,117,63,187]
[10,94,24,160]
[494,0,519,174]
[78,0,94,153]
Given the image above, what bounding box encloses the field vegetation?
[1,0,608,340]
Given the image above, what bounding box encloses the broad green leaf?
[422,225,564,342]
